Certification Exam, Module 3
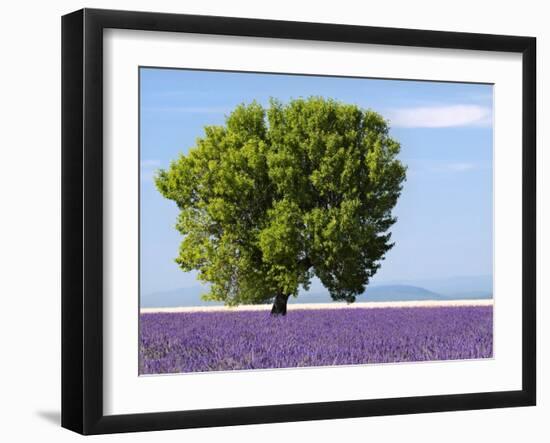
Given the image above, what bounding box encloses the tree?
[155,97,407,315]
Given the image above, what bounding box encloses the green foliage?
[155,97,406,305]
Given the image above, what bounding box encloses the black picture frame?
[61,8,536,435]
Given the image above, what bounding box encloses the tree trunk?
[271,293,290,316]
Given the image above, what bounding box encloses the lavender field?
[139,306,493,374]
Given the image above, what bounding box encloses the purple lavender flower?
[139,306,493,374]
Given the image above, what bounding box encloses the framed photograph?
[61,8,536,435]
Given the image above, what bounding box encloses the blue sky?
[140,68,493,297]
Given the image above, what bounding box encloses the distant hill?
[141,286,223,308]
[420,275,492,297]
[362,285,443,302]
[141,280,492,308]
[290,284,441,304]
[375,275,493,300]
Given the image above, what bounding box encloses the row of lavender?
[139,306,493,374]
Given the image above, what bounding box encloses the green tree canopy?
[155,97,406,314]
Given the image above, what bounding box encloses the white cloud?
[141,159,161,168]
[143,106,231,114]
[405,160,490,176]
[446,162,477,172]
[389,105,492,128]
